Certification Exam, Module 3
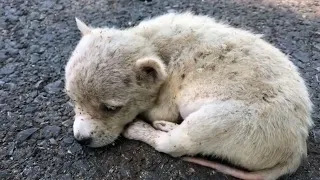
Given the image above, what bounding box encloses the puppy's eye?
[101,104,122,112]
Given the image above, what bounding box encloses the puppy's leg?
[123,121,164,147]
[123,111,266,179]
[124,101,302,180]
[174,102,304,180]
[152,121,178,132]
[123,120,192,157]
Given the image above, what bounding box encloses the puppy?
[64,12,313,180]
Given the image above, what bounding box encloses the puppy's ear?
[135,57,167,85]
[75,17,91,36]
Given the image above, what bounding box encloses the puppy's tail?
[182,156,299,180]
[182,157,264,180]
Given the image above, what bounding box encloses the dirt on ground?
[0,0,319,179]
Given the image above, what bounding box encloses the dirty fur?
[65,12,313,180]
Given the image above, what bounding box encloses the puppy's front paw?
[123,121,153,140]
[153,121,178,132]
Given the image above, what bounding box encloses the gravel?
[44,80,63,94]
[15,128,39,144]
[42,125,61,138]
[313,129,320,144]
[0,63,17,75]
[0,0,319,179]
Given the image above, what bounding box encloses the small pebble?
[49,138,58,145]
[16,128,39,143]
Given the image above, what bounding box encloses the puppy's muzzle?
[75,136,92,145]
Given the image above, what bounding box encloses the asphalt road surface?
[0,0,319,179]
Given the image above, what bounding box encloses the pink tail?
[182,157,264,180]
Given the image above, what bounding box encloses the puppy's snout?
[73,114,120,147]
[75,136,92,145]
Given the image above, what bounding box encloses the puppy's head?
[64,18,167,147]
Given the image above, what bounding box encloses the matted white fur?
[65,12,313,180]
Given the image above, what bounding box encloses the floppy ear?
[75,17,91,36]
[135,57,167,85]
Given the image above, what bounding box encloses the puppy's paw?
[123,121,154,140]
[153,121,178,132]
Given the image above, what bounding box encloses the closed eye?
[101,103,122,112]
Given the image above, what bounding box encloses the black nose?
[75,137,92,145]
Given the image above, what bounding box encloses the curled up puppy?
[64,12,313,180]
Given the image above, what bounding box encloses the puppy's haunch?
[65,12,313,180]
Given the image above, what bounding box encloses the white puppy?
[64,12,313,180]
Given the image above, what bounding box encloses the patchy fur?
[65,12,313,180]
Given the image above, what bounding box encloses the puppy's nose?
[75,137,92,145]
